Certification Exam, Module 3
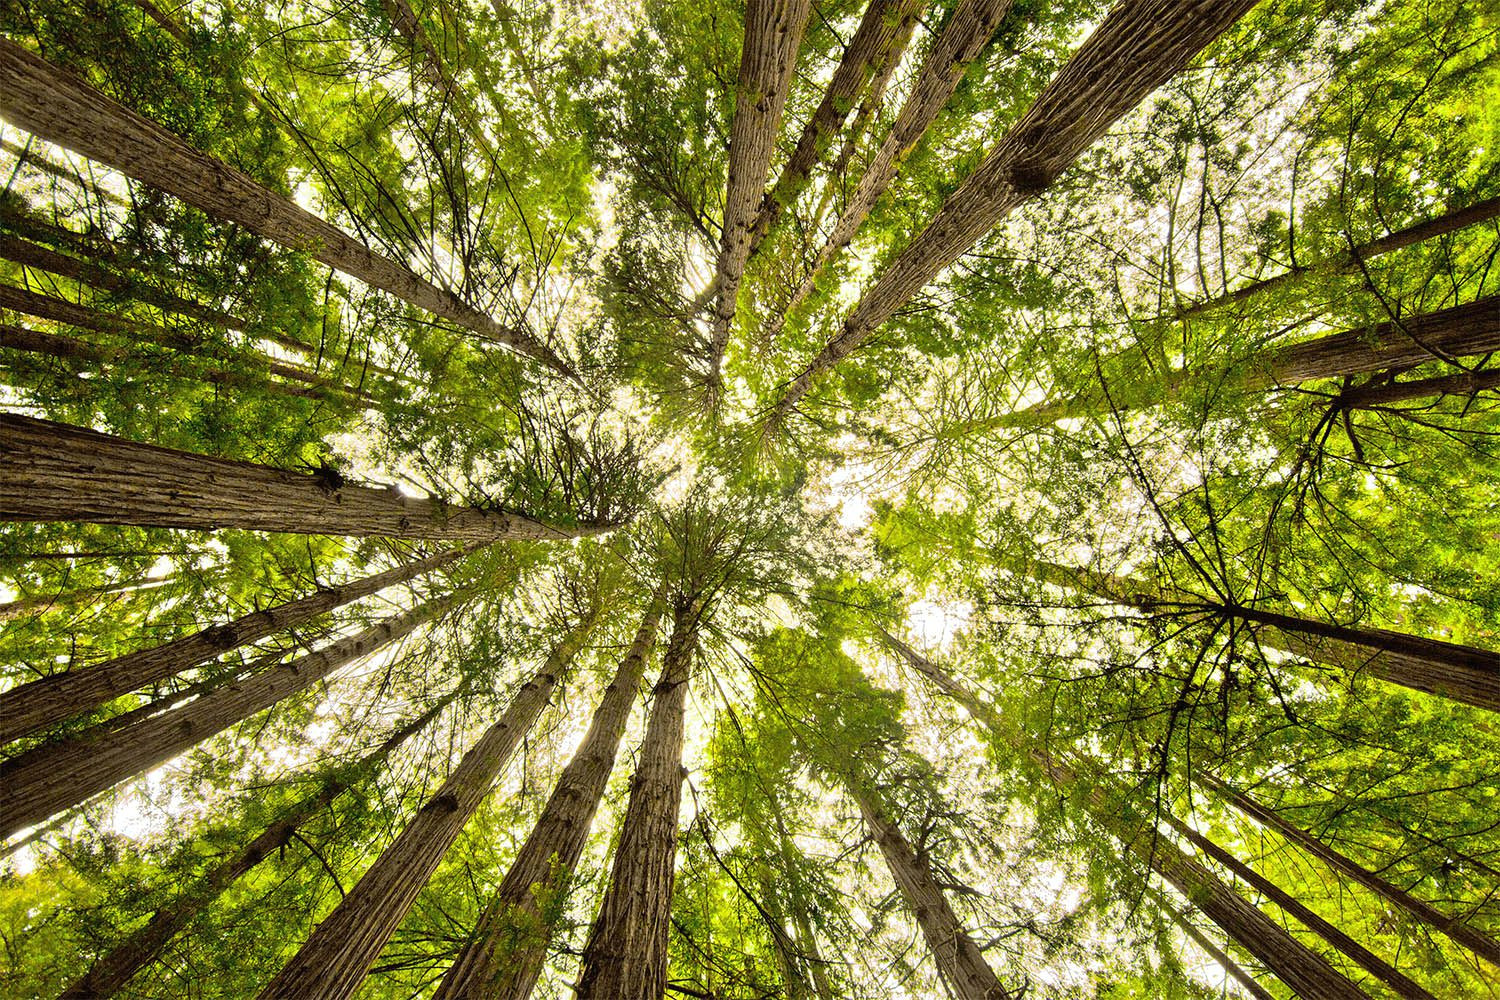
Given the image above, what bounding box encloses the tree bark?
[435,600,663,1000]
[771,0,1260,420]
[1155,893,1277,1000]
[573,597,700,1000]
[0,544,480,744]
[1161,812,1435,999]
[771,0,1014,342]
[0,597,452,841]
[846,784,1018,1000]
[1028,559,1500,714]
[0,569,175,623]
[706,0,814,389]
[0,414,606,540]
[1199,773,1500,968]
[0,38,572,375]
[256,617,595,1000]
[58,688,459,999]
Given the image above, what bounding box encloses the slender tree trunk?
[883,635,1372,1000]
[1160,812,1435,999]
[0,597,452,840]
[771,0,1017,342]
[846,784,1018,1000]
[0,415,605,540]
[435,600,663,1000]
[0,569,175,623]
[574,597,701,1000]
[0,544,480,744]
[58,688,460,999]
[770,0,1260,420]
[0,38,572,375]
[706,0,814,389]
[1154,892,1277,1000]
[257,616,596,1000]
[1199,773,1500,968]
[1028,559,1500,713]
[1331,367,1500,409]
[1179,197,1500,318]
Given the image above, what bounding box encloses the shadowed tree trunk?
[0,38,571,374]
[574,596,701,1000]
[435,600,663,1000]
[0,543,481,743]
[771,0,1017,340]
[57,688,461,999]
[0,415,606,540]
[1200,773,1500,968]
[0,597,453,840]
[1160,812,1435,998]
[257,613,599,1000]
[706,0,814,389]
[1027,559,1500,713]
[846,784,1019,1000]
[1154,892,1277,1000]
[770,0,1261,420]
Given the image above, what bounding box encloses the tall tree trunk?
[772,0,1017,341]
[883,634,1372,999]
[770,0,1260,420]
[1153,891,1277,1000]
[1199,773,1500,968]
[574,597,701,1000]
[706,0,814,389]
[0,597,452,840]
[58,688,460,999]
[846,784,1018,1000]
[0,568,175,623]
[747,0,924,258]
[1179,196,1500,318]
[435,600,663,1000]
[1160,812,1435,998]
[1028,559,1500,713]
[0,415,606,540]
[0,544,480,744]
[0,38,572,375]
[256,615,597,1000]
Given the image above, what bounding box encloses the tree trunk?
[0,597,452,840]
[1028,559,1500,713]
[771,0,1259,420]
[435,600,663,1000]
[846,784,1018,1000]
[0,38,572,375]
[573,597,700,1000]
[0,414,605,540]
[1199,773,1500,968]
[0,569,175,623]
[883,635,1372,1000]
[1332,367,1500,409]
[1154,892,1277,1000]
[257,616,595,1000]
[772,0,1014,340]
[1179,197,1500,318]
[706,0,813,388]
[1161,812,1435,999]
[0,544,480,744]
[58,688,459,999]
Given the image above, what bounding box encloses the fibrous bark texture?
[0,38,570,373]
[435,602,662,1000]
[573,599,699,1000]
[0,598,451,840]
[0,415,601,540]
[0,544,479,743]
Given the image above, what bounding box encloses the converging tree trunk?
[0,415,604,540]
[0,543,481,744]
[573,596,701,1000]
[706,0,813,388]
[0,568,176,623]
[771,0,1261,420]
[435,600,663,1000]
[1154,892,1276,1000]
[0,597,453,840]
[1199,773,1500,968]
[847,784,1019,1000]
[58,689,460,999]
[0,38,571,373]
[257,614,599,1000]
